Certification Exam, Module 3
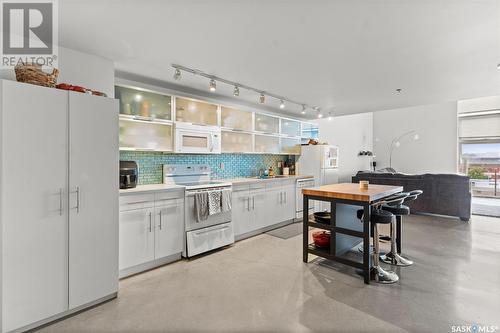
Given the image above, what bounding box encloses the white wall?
[318,112,373,182]
[373,102,458,174]
[0,47,115,97]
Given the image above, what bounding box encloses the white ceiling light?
[173,68,181,80]
[328,112,333,121]
[301,105,306,114]
[259,93,265,104]
[279,100,285,109]
[209,79,216,92]
[233,85,240,96]
[497,63,500,69]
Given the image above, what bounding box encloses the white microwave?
[174,122,221,154]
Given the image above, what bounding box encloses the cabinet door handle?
[59,188,63,216]
[148,212,153,232]
[246,197,250,211]
[71,187,80,213]
[252,196,255,210]
[159,211,162,230]
[284,191,287,204]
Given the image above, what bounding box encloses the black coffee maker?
[120,161,138,189]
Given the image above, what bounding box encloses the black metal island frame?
[302,183,403,284]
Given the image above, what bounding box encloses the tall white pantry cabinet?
[0,80,119,332]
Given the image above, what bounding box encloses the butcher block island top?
[302,183,403,202]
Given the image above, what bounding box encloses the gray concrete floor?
[38,214,500,333]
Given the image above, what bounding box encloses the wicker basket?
[14,63,59,87]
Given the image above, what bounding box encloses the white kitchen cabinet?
[221,131,253,153]
[255,113,279,134]
[281,137,301,155]
[115,85,172,121]
[221,106,253,131]
[175,97,218,126]
[232,189,253,236]
[119,208,155,270]
[68,92,119,309]
[281,119,301,137]
[119,190,184,277]
[233,181,297,240]
[155,198,184,259]
[254,134,280,154]
[0,80,119,333]
[1,81,68,333]
[119,118,173,152]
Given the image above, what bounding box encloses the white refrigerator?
[297,144,339,212]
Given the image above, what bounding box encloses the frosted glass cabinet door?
[281,119,301,137]
[221,106,253,131]
[255,134,280,154]
[175,97,218,126]
[255,114,279,134]
[222,131,253,153]
[119,119,173,151]
[115,86,172,121]
[281,137,301,155]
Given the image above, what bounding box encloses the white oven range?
[163,164,234,257]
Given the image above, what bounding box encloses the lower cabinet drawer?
[186,222,234,257]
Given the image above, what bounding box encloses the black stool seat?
[382,204,410,216]
[357,209,393,224]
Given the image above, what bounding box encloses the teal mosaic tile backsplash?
[120,151,291,185]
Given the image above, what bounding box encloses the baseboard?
[11,293,117,333]
[119,253,182,279]
[235,219,295,241]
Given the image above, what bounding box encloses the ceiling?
[59,0,500,119]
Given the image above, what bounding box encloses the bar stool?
[357,193,409,284]
[380,190,423,266]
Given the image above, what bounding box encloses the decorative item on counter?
[14,62,59,87]
[307,138,319,145]
[56,83,107,97]
[359,180,369,190]
[312,230,331,248]
[268,166,274,177]
[283,166,290,176]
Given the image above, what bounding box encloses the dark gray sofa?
[352,171,471,221]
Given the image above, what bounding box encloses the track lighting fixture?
[328,112,332,121]
[173,68,181,80]
[171,64,322,114]
[209,79,216,92]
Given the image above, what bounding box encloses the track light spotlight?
[173,68,181,80]
[279,100,285,109]
[259,93,265,104]
[233,85,240,97]
[209,79,216,92]
[328,112,332,121]
[301,105,306,114]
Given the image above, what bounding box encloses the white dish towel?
[208,191,222,216]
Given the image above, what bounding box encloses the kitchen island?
[302,183,403,284]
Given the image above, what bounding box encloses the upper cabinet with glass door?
[115,86,172,122]
[175,97,218,126]
[255,113,279,134]
[221,106,253,131]
[281,119,301,137]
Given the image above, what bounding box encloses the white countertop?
[119,175,314,195]
[119,184,185,195]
